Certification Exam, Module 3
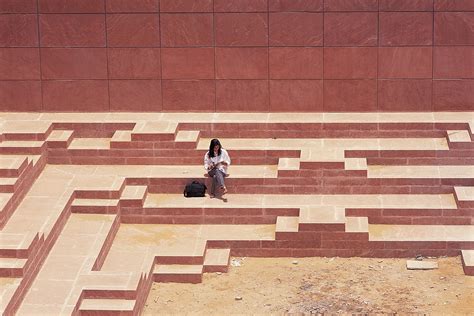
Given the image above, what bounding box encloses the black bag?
[184,181,207,197]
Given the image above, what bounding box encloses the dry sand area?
[144,256,473,315]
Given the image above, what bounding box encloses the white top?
[204,149,231,174]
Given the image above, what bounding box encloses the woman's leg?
[215,169,226,193]
[207,169,216,196]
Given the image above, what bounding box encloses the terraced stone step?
[461,250,474,276]
[0,156,28,177]
[368,224,474,242]
[0,257,27,277]
[0,141,45,154]
[203,249,230,273]
[46,130,74,148]
[79,298,135,315]
[71,198,119,214]
[153,264,203,283]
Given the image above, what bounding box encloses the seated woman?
[204,139,231,198]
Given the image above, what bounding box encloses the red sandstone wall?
[0,0,473,112]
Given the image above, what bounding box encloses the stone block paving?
[0,112,472,314]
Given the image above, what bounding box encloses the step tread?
[454,186,474,201]
[461,250,474,267]
[144,193,456,210]
[0,257,27,269]
[68,138,110,150]
[154,264,203,274]
[278,158,300,170]
[344,158,367,170]
[0,156,27,170]
[111,130,132,142]
[46,130,73,142]
[80,299,135,311]
[204,249,230,266]
[0,177,17,185]
[275,216,299,232]
[369,224,474,242]
[175,130,199,142]
[121,186,147,200]
[368,165,474,179]
[448,130,471,143]
[299,206,346,224]
[72,198,119,207]
[345,217,369,233]
[0,141,44,148]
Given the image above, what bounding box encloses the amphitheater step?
[79,298,135,315]
[447,130,472,143]
[368,165,474,179]
[0,141,45,154]
[132,121,178,141]
[345,217,369,233]
[68,138,110,150]
[0,257,27,277]
[299,206,345,231]
[120,186,148,207]
[276,216,299,233]
[461,250,474,276]
[153,264,203,283]
[71,198,119,214]
[454,186,474,208]
[203,249,230,273]
[0,156,28,177]
[0,177,18,193]
[368,224,474,242]
[46,130,74,148]
[175,130,200,142]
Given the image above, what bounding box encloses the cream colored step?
[93,164,278,179]
[175,130,200,142]
[155,264,203,274]
[144,193,456,210]
[369,225,474,242]
[368,165,474,179]
[275,216,299,233]
[72,198,119,207]
[0,177,17,186]
[1,120,51,135]
[461,250,474,267]
[0,156,28,171]
[4,111,469,124]
[111,130,132,142]
[203,249,230,268]
[68,138,110,150]
[345,217,369,233]
[454,187,474,201]
[0,277,22,312]
[121,186,147,199]
[447,130,471,142]
[278,158,300,171]
[299,206,345,224]
[132,121,178,136]
[0,141,44,148]
[344,158,367,170]
[0,258,27,269]
[198,137,448,151]
[46,130,73,142]
[79,299,135,313]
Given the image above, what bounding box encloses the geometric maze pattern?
[0,112,473,315]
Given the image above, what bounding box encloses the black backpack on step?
[184,181,207,197]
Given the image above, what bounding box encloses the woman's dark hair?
[208,139,222,158]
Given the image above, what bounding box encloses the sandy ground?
[143,256,473,315]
